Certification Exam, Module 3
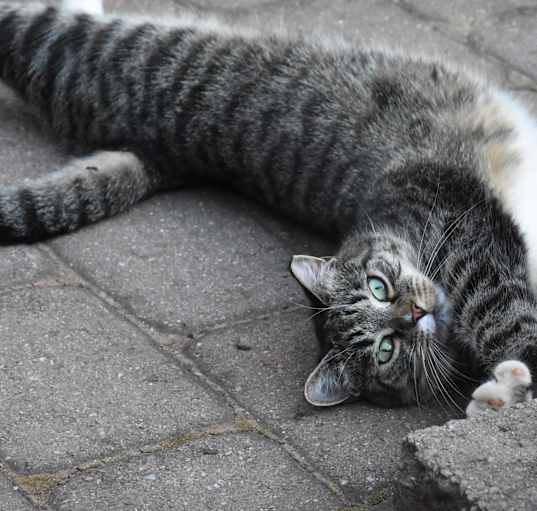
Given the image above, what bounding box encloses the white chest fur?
[61,0,103,15]
[480,91,537,291]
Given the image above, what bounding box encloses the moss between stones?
[367,487,388,506]
[336,487,388,510]
[11,418,260,505]
[234,416,257,432]
[159,417,258,449]
[159,431,207,449]
[15,473,63,505]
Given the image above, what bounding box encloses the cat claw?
[466,360,532,417]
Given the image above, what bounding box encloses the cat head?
[291,231,451,407]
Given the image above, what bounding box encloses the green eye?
[368,277,388,301]
[377,337,394,364]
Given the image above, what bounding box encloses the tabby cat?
[1,0,536,415]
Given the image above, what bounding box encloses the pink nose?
[411,303,426,322]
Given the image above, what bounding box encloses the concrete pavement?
[1,1,536,509]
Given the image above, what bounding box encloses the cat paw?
[465,360,532,417]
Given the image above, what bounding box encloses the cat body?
[1,1,536,412]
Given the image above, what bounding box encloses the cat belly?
[62,0,103,15]
[478,91,537,291]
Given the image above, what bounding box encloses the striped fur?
[1,3,537,409]
[0,151,157,241]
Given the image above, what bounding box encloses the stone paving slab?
[0,245,72,289]
[191,312,447,504]
[400,0,537,81]
[50,190,327,331]
[51,432,343,510]
[0,285,232,471]
[0,473,35,511]
[280,406,445,507]
[395,401,537,511]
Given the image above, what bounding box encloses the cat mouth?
[418,286,450,336]
[417,313,436,333]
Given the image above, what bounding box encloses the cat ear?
[290,255,336,304]
[304,349,354,407]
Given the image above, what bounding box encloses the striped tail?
[0,151,158,242]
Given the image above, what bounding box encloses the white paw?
[465,360,532,417]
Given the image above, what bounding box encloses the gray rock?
[395,401,537,511]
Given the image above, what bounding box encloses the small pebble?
[234,341,252,351]
[202,448,219,455]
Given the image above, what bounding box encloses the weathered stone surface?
[51,432,342,510]
[400,0,537,81]
[50,190,328,331]
[192,313,447,504]
[0,245,70,288]
[0,286,232,471]
[395,401,537,511]
[0,473,35,510]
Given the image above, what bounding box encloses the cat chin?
[428,285,451,344]
[433,286,450,323]
[417,313,436,334]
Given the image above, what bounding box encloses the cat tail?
[0,151,159,242]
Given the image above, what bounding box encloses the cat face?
[291,232,452,407]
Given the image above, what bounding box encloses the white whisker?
[424,200,486,279]
[411,343,422,409]
[338,350,355,383]
[431,342,479,383]
[418,177,440,272]
[430,343,468,405]
[421,342,450,413]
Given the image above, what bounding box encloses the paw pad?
[512,367,524,377]
[485,398,505,409]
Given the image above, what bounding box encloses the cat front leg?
[465,360,532,417]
